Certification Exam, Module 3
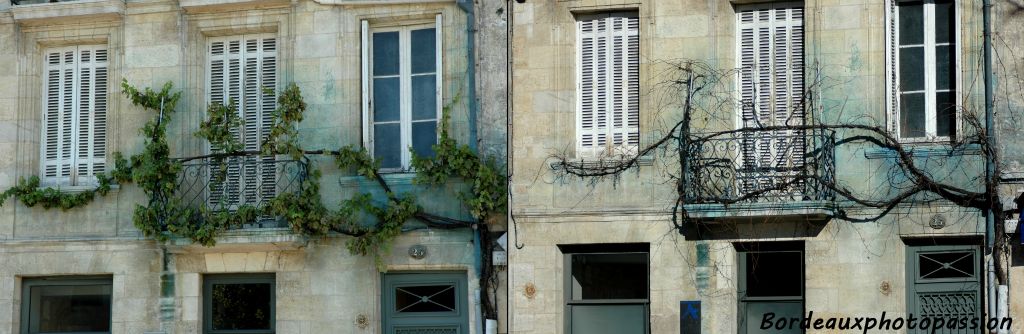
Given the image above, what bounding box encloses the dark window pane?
[899,2,924,45]
[569,304,646,334]
[373,77,400,122]
[899,46,925,91]
[900,92,926,138]
[919,251,975,279]
[412,75,437,121]
[411,28,437,74]
[744,251,802,297]
[936,45,956,91]
[744,301,803,334]
[395,285,456,313]
[373,32,400,76]
[211,283,273,330]
[374,123,401,169]
[570,253,648,300]
[936,91,956,137]
[934,0,955,43]
[32,285,111,332]
[411,121,437,159]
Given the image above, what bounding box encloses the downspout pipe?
[458,0,479,152]
[981,0,1006,330]
[455,4,484,334]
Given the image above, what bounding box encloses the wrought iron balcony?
[682,128,835,204]
[174,153,309,229]
[11,0,74,5]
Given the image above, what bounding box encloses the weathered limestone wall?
[0,0,503,333]
[508,0,995,332]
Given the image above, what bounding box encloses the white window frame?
[574,12,640,159]
[886,0,962,142]
[361,15,443,172]
[39,45,109,188]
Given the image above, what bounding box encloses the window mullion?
[924,1,937,137]
[400,28,412,170]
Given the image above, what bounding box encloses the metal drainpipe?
[458,0,479,152]
[981,0,1005,329]
[455,4,484,334]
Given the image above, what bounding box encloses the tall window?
[41,45,108,187]
[206,35,277,208]
[562,244,649,334]
[361,16,442,171]
[736,3,805,194]
[893,0,957,139]
[737,243,803,334]
[576,12,639,157]
[203,274,275,334]
[21,276,112,334]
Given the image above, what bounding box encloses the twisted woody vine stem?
[0,80,507,271]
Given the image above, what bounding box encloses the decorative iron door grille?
[906,245,982,334]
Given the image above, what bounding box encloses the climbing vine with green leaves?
[0,80,507,268]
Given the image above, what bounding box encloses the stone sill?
[12,0,124,25]
[35,184,119,194]
[178,0,288,14]
[165,228,308,253]
[864,144,981,159]
[683,200,832,223]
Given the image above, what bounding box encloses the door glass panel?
[918,251,974,279]
[411,121,437,159]
[569,304,646,334]
[395,285,456,313]
[900,92,926,138]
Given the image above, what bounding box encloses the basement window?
[203,274,275,334]
[21,276,112,334]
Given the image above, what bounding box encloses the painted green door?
[906,245,982,334]
[382,272,468,334]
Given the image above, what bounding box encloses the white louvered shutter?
[737,4,804,192]
[578,13,639,157]
[207,35,277,208]
[41,45,107,186]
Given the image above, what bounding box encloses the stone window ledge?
[165,228,308,254]
[178,0,288,14]
[12,0,124,26]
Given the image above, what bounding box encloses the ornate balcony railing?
[11,0,74,5]
[174,153,309,229]
[682,128,835,204]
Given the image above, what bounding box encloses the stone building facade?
[0,0,509,333]
[507,0,1023,334]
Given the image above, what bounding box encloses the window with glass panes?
[361,16,442,171]
[894,0,957,139]
[562,244,649,334]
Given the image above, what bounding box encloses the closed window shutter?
[737,4,804,192]
[207,35,276,208]
[41,46,107,186]
[578,13,639,156]
[77,46,108,179]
